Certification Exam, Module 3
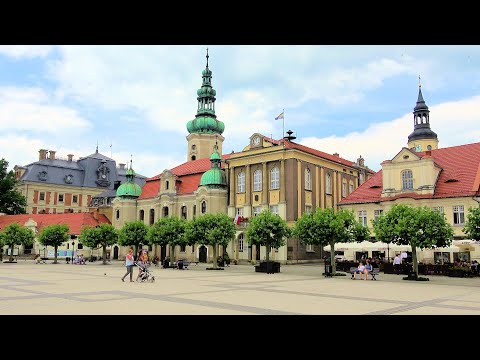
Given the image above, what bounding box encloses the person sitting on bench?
[363,259,373,281]
[352,261,365,280]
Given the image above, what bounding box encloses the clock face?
[253,136,260,146]
[101,174,106,179]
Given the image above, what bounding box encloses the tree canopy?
[37,224,70,264]
[373,204,454,277]
[463,206,480,241]
[0,158,27,215]
[147,216,186,263]
[118,220,149,257]
[293,208,369,274]
[0,223,35,262]
[245,209,291,264]
[79,224,118,264]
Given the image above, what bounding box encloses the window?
[72,195,78,203]
[163,206,169,217]
[192,144,196,150]
[270,167,279,189]
[305,168,311,190]
[149,209,155,225]
[139,210,145,221]
[238,234,244,252]
[453,205,465,225]
[181,206,187,219]
[358,210,367,226]
[402,170,413,190]
[238,172,245,193]
[359,172,364,184]
[77,243,83,250]
[193,205,196,218]
[58,194,64,202]
[236,207,244,216]
[305,205,312,215]
[306,244,314,252]
[116,209,120,219]
[349,183,354,194]
[201,201,207,214]
[253,206,262,216]
[165,180,169,190]
[342,182,347,197]
[39,192,45,201]
[432,206,444,214]
[191,156,196,161]
[180,245,186,252]
[269,205,278,215]
[253,170,262,191]
[326,173,332,194]
[374,209,383,221]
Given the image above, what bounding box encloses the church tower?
[407,77,439,152]
[186,49,225,161]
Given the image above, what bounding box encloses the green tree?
[37,224,70,264]
[186,213,235,269]
[0,158,27,214]
[373,204,454,277]
[245,209,291,264]
[79,224,118,265]
[118,220,148,257]
[293,208,369,274]
[464,206,480,241]
[147,217,186,264]
[0,223,35,262]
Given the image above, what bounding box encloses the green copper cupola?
[199,143,227,188]
[116,159,142,198]
[187,49,225,135]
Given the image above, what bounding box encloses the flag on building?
[275,111,284,121]
[234,213,240,225]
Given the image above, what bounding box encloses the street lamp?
[71,240,75,265]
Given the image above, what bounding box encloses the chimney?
[67,154,74,161]
[114,180,121,190]
[49,150,56,160]
[425,150,432,156]
[333,152,339,157]
[119,163,126,170]
[39,149,48,161]
[91,210,99,220]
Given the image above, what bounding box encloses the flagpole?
[282,108,285,148]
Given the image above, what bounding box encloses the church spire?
[407,78,438,151]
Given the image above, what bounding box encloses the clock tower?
[186,49,225,161]
[407,78,439,152]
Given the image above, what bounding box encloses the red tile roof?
[0,212,111,235]
[340,142,480,205]
[139,154,232,199]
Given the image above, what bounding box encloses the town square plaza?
[1,260,480,315]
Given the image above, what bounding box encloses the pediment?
[391,147,421,163]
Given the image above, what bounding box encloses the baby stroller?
[135,261,155,282]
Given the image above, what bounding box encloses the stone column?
[245,164,251,205]
[229,167,235,207]
[280,159,286,202]
[262,162,268,205]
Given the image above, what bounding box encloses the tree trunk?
[169,243,175,265]
[412,246,418,277]
[102,245,107,265]
[212,243,217,269]
[134,244,138,259]
[9,244,14,262]
[54,245,58,264]
[266,244,270,263]
[330,240,336,274]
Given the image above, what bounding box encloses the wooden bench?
[349,267,380,280]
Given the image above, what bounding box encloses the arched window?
[181,206,187,219]
[238,233,244,252]
[149,209,155,225]
[402,170,413,190]
[201,200,207,214]
[116,209,120,219]
[139,209,144,221]
[305,168,311,190]
[253,169,262,191]
[165,180,169,190]
[342,181,347,197]
[326,172,332,194]
[349,181,354,194]
[270,167,279,189]
[238,172,245,193]
[191,156,196,161]
[192,144,196,150]
[163,206,169,217]
[193,205,196,219]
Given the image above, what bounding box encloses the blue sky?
[1,45,479,177]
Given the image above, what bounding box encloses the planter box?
[255,261,280,273]
[448,270,466,278]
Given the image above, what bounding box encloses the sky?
[1,45,479,178]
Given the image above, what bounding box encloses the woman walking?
[121,248,135,282]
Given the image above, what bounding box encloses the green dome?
[116,182,142,198]
[187,116,224,135]
[126,168,135,176]
[200,168,226,187]
[210,150,221,161]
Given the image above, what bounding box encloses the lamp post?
[71,240,75,265]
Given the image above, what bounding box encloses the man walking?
[121,248,135,282]
[393,254,402,275]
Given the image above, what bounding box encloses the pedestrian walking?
[121,248,135,282]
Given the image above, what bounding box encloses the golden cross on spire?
[206,48,209,67]
[418,75,422,88]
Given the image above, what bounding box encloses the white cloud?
[0,86,91,133]
[0,45,54,58]
[300,96,480,171]
[0,134,44,170]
